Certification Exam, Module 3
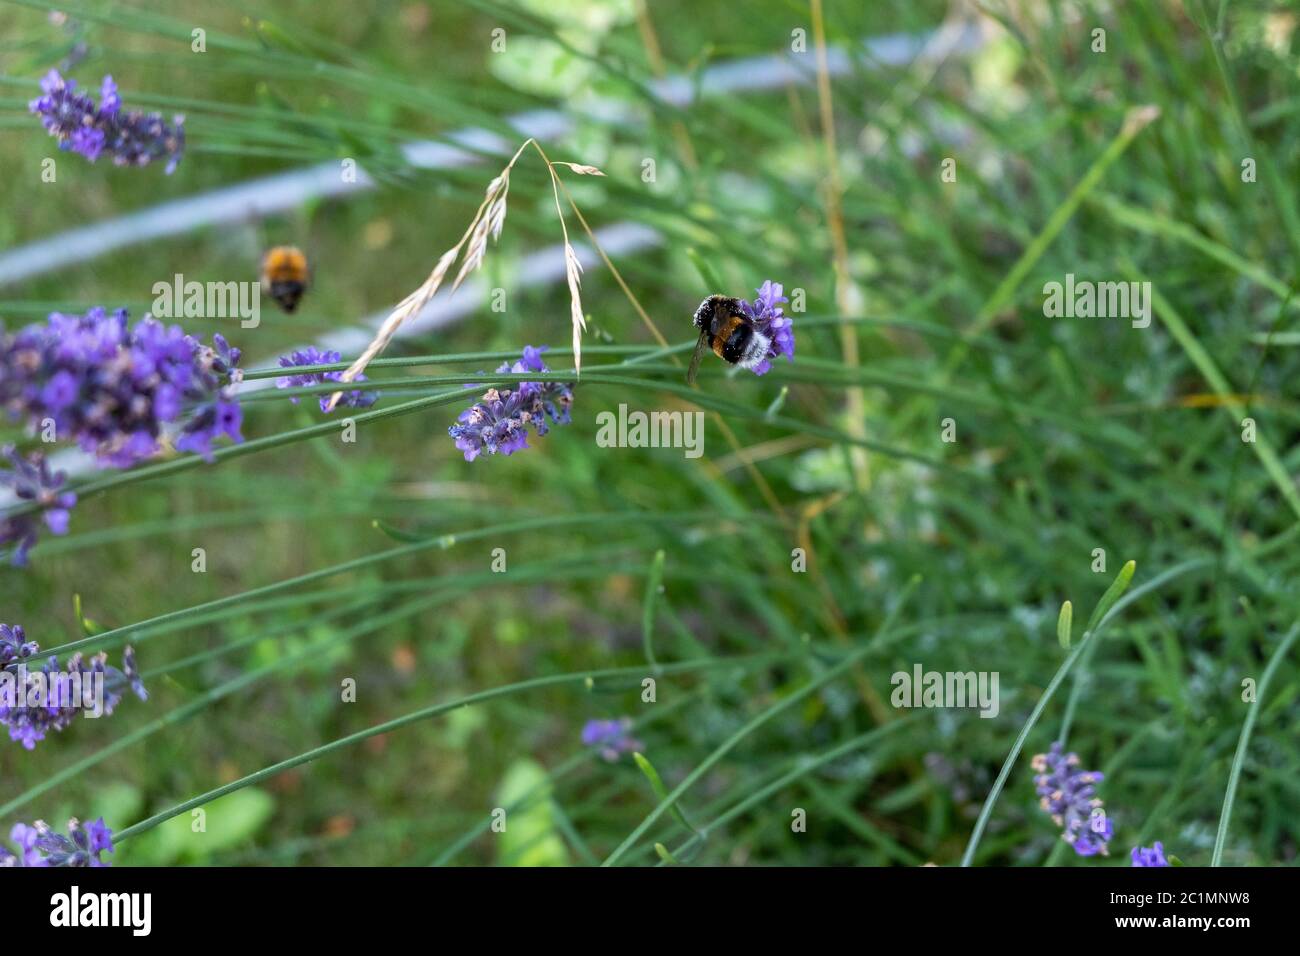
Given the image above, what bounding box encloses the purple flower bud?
[519,345,548,372]
[0,621,147,749]
[0,817,115,867]
[275,347,377,412]
[0,447,76,566]
[7,822,43,866]
[740,279,795,376]
[29,69,183,173]
[581,718,641,762]
[0,308,243,475]
[98,75,120,117]
[0,624,39,664]
[448,346,573,461]
[1030,742,1113,858]
[1131,842,1170,867]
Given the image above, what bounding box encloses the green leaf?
[1085,560,1136,633]
[633,751,696,835]
[496,759,570,867]
[1212,623,1300,865]
[143,788,276,864]
[73,593,103,637]
[372,519,433,543]
[1057,600,1073,649]
[654,842,680,864]
[642,550,665,672]
[765,386,790,421]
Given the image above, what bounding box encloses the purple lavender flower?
[0,818,114,867]
[0,623,147,750]
[29,70,185,173]
[0,447,76,566]
[0,308,242,468]
[448,345,573,461]
[174,397,243,460]
[1031,742,1112,857]
[581,717,642,762]
[0,624,39,665]
[1,823,42,866]
[275,347,377,412]
[1131,842,1170,867]
[739,280,795,376]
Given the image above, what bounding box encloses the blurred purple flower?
[581,717,641,762]
[0,308,242,469]
[0,817,114,867]
[448,345,573,461]
[0,823,42,866]
[1031,742,1112,857]
[0,623,39,665]
[0,621,147,750]
[174,397,243,460]
[740,279,795,376]
[0,447,76,566]
[275,347,377,412]
[1131,842,1170,867]
[98,75,120,116]
[29,70,185,173]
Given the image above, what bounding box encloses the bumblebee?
[260,246,309,313]
[686,294,771,385]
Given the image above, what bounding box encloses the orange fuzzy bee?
[260,246,309,313]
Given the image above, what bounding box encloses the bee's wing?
[686,331,709,386]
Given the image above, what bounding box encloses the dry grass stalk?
[323,139,603,411]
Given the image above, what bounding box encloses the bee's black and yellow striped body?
[689,295,770,381]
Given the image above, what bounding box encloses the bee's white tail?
[736,331,771,370]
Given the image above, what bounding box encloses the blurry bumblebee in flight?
[260,246,310,313]
[686,294,771,385]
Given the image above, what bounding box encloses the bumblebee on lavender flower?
[686,281,795,385]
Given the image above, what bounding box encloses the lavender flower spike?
[0,308,243,468]
[581,718,642,762]
[448,345,573,461]
[29,70,185,173]
[1,622,147,750]
[1031,742,1112,857]
[0,818,114,867]
[740,279,796,376]
[1131,842,1170,867]
[276,347,377,412]
[0,447,76,566]
[0,623,39,664]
